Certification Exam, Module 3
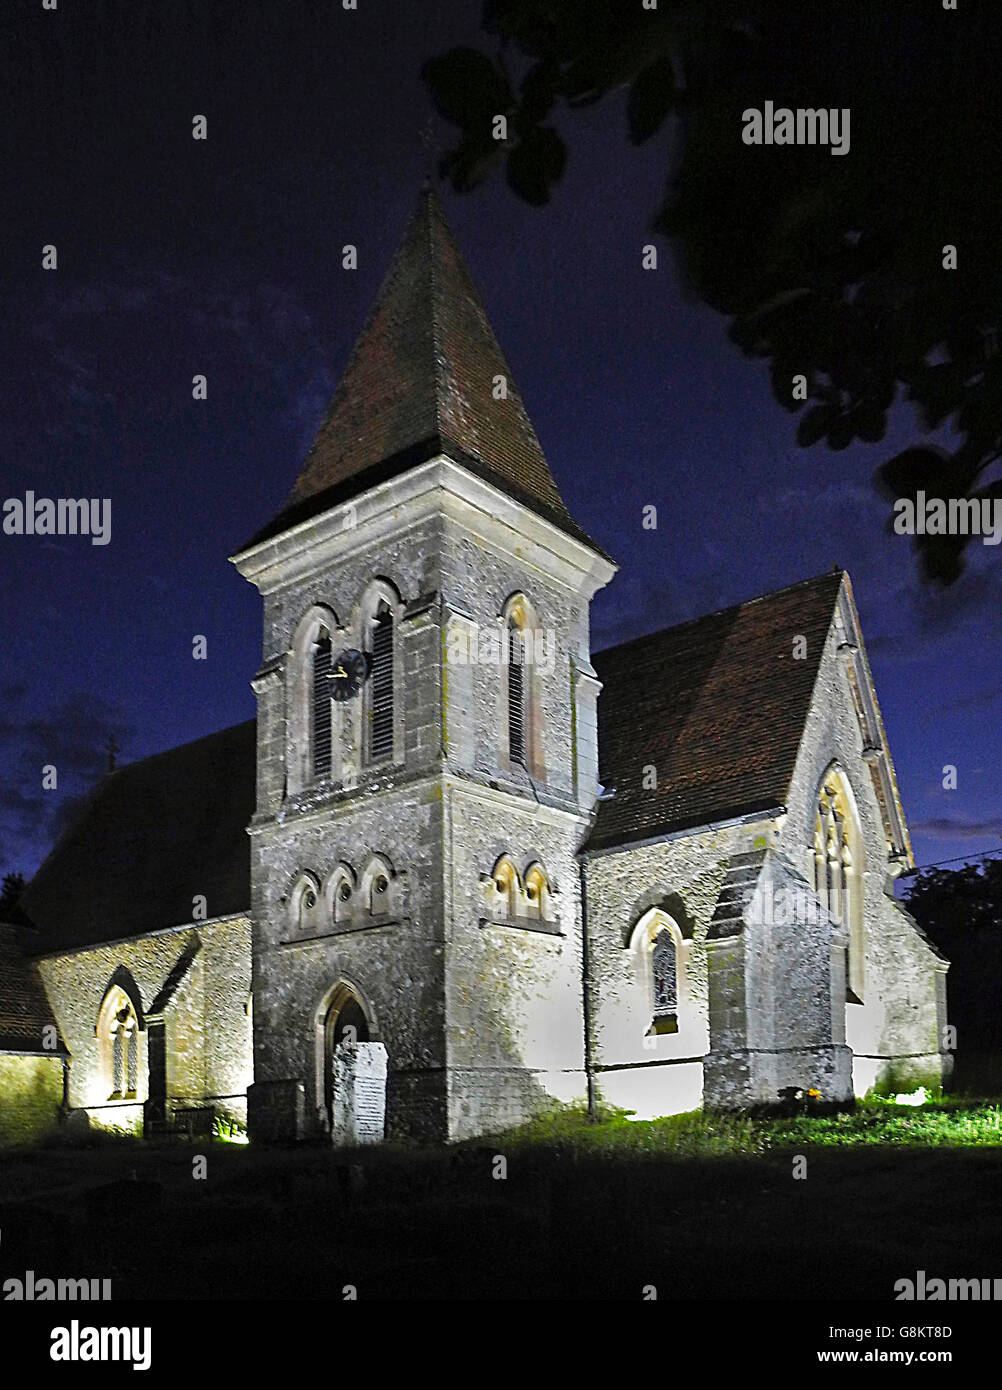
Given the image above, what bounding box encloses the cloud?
[919,684,1002,723]
[757,478,882,518]
[4,260,326,459]
[909,816,1002,843]
[0,689,133,879]
[864,550,1002,663]
[592,568,734,651]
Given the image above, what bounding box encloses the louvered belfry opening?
[508,626,526,764]
[312,632,333,779]
[370,606,394,762]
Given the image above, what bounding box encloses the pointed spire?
[248,188,601,554]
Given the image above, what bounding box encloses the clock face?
[329,648,368,701]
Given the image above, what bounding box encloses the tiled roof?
[586,571,846,853]
[243,187,605,557]
[0,925,65,1052]
[20,721,256,952]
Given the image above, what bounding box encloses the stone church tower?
[232,189,616,1143]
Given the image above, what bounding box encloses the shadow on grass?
[2,1099,1001,1299]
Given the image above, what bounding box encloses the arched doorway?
[322,991,370,1120]
[315,982,374,1131]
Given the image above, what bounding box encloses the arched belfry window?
[508,626,526,764]
[812,767,865,1003]
[501,593,544,780]
[370,605,394,762]
[312,630,334,780]
[288,605,341,795]
[359,580,400,767]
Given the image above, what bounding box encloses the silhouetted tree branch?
[424,0,1002,585]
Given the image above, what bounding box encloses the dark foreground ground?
[2,1103,1001,1300]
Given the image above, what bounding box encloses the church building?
[1,189,950,1147]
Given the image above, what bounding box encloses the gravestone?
[331,1040,387,1145]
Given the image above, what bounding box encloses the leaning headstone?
[331,1040,387,1145]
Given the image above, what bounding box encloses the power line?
[898,844,1002,878]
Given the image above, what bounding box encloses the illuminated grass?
[769,1097,1002,1147]
[488,1097,1002,1156]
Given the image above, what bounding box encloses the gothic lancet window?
[99,985,141,1100]
[630,909,686,1039]
[312,632,333,780]
[369,605,394,762]
[812,770,865,1003]
[652,929,678,1025]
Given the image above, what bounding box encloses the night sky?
[1,1,999,881]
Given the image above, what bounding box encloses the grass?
[3,1096,1002,1299]
[488,1094,1002,1156]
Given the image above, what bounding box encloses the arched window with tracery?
[290,871,322,939]
[359,855,394,918]
[812,769,865,1002]
[98,984,142,1100]
[628,909,689,1039]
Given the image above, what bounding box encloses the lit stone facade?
[18,547,945,1146]
[35,918,252,1135]
[0,1055,64,1147]
[583,581,949,1119]
[5,190,948,1146]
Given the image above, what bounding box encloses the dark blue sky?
[1,1,999,880]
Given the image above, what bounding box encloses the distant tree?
[905,860,1002,948]
[424,0,1002,584]
[904,858,1002,1066]
[0,871,26,918]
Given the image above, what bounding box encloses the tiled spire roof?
[247,187,603,554]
